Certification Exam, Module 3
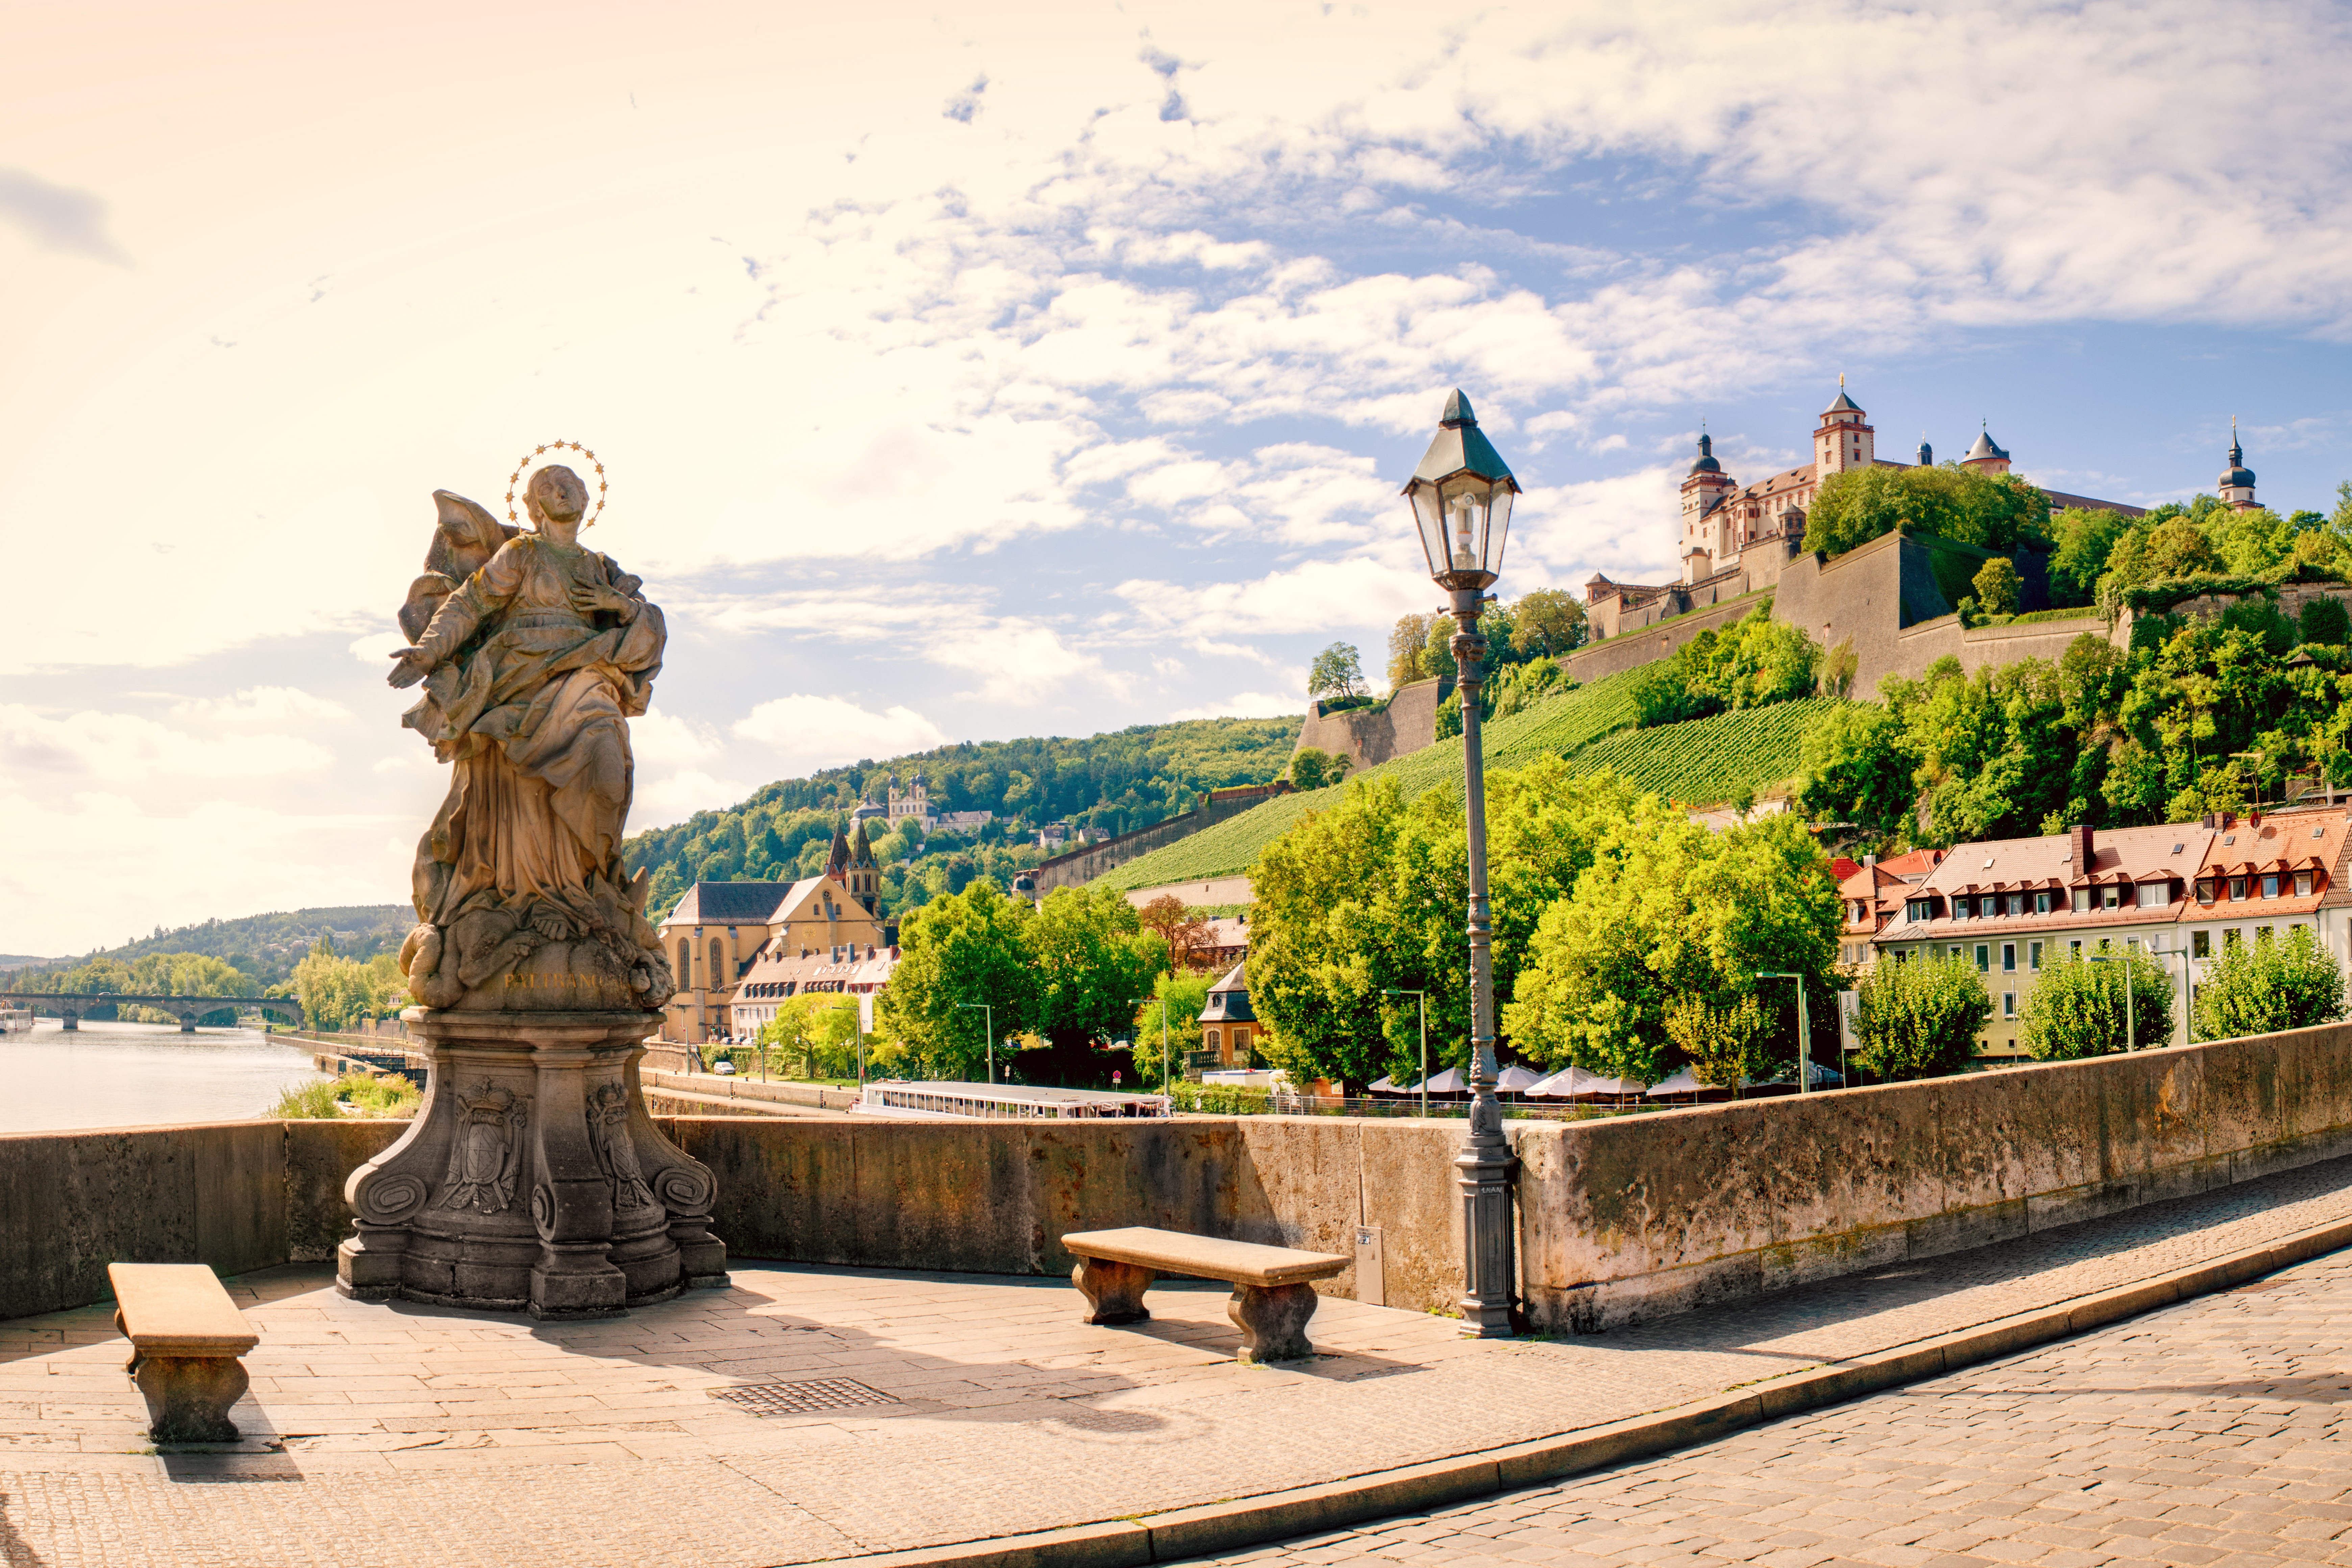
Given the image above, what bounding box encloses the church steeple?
[2219,417,2258,511]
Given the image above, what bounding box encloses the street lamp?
[959,1001,994,1083]
[1383,989,1430,1118]
[1402,388,1521,1339]
[1757,972,1812,1092]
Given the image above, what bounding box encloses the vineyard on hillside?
[1101,671,1848,891]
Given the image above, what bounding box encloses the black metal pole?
[1449,590,1516,1337]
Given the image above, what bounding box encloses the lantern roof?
[1405,390,1519,493]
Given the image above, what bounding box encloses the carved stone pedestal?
[337,1008,727,1319]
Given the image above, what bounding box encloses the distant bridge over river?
[0,992,305,1033]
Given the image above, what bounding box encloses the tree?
[1387,613,1436,688]
[1794,703,1919,838]
[1802,464,2050,558]
[1505,589,1588,659]
[1974,556,2021,617]
[2192,927,2346,1042]
[2049,508,2136,605]
[1853,951,1990,1080]
[289,939,406,1032]
[1307,642,1365,702]
[875,881,1034,1079]
[1502,803,1838,1086]
[2301,597,2350,646]
[1663,993,1773,1097]
[2018,945,2172,1061]
[1129,969,1213,1088]
[2144,515,2221,579]
[1288,747,1338,791]
[1024,885,1166,1079]
[1421,617,1459,684]
[1630,607,1821,728]
[1136,894,1214,973]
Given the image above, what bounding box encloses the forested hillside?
[0,905,411,991]
[622,715,1300,921]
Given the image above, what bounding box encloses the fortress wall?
[1033,785,1291,896]
[1564,592,1765,686]
[1295,676,1450,775]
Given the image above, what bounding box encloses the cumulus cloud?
[0,704,333,780]
[168,686,351,727]
[731,696,950,775]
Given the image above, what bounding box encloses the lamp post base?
[1455,1124,1519,1338]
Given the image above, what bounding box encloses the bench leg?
[128,1353,248,1443]
[1228,1282,1319,1363]
[1073,1258,1155,1325]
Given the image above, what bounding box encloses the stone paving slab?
[1191,1236,2352,1568]
[5,1151,2352,1566]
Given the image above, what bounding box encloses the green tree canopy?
[1800,465,2050,558]
[1629,605,1821,728]
[1974,556,2021,617]
[1501,804,1838,1086]
[1308,642,1365,701]
[876,881,1034,1079]
[1026,885,1166,1058]
[2192,927,2345,1042]
[1853,951,1991,1080]
[2018,945,2172,1061]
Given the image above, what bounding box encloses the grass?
[1101,670,1850,890]
[1987,606,2106,627]
[270,1074,421,1119]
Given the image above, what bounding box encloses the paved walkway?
[1196,1230,2352,1568]
[5,1153,2352,1567]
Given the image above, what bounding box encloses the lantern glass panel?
[1410,482,1449,578]
[1486,485,1515,577]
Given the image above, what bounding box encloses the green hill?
[622,714,1302,920]
[0,905,413,989]
[1098,672,1849,890]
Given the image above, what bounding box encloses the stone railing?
[8,1021,2352,1333]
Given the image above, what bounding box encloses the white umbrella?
[1366,1076,1399,1095]
[1411,1067,1468,1094]
[1525,1066,1579,1097]
[1496,1063,1542,1093]
[1644,1068,1704,1098]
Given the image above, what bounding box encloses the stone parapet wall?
[1565,592,1766,686]
[1295,677,1450,776]
[1033,785,1292,897]
[7,1022,2352,1333]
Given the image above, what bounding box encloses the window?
[1205,1028,1221,1051]
[2263,874,2280,899]
[2103,886,2121,910]
[2003,944,2017,972]
[2072,888,2091,913]
[2003,992,2017,1018]
[1233,1027,1251,1056]
[710,938,724,980]
[2226,928,2243,947]
[2197,879,2214,902]
[1975,944,1990,972]
[2230,876,2248,900]
[2138,883,2169,909]
[2030,941,2044,971]
[2006,894,2022,917]
[2035,892,2052,914]
[2193,930,2211,959]
[2297,871,2314,897]
[677,938,691,977]
[2070,940,2083,956]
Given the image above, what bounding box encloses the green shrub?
[2019,946,2172,1060]
[270,1079,344,1119]
[2192,927,2345,1041]
[1854,952,1991,1080]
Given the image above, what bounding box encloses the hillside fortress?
[1585,382,2154,642]
[1567,384,2266,699]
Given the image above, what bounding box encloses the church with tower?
[1584,382,2193,642]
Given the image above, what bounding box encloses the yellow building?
[655,825,885,1044]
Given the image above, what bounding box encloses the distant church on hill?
[1585,381,2175,641]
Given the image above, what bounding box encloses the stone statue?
[388,467,673,1012]
[338,457,726,1319]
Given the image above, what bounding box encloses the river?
[0,1018,332,1133]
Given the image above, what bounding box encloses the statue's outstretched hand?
[569,583,637,620]
[387,648,430,689]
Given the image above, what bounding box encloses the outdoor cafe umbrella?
[1410,1067,1468,1094]
[1495,1063,1543,1093]
[1366,1075,1401,1095]
[1530,1065,1641,1099]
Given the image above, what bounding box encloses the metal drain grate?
[710,1377,901,1417]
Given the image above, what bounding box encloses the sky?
[4,0,2352,958]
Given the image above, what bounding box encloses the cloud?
[1170,690,1300,720]
[1117,556,1436,640]
[731,696,950,776]
[0,167,126,263]
[168,686,351,727]
[0,704,333,780]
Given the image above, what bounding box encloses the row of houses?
[1839,804,2352,1059]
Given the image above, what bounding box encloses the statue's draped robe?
[402,535,665,929]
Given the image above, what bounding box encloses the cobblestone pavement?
[1187,1242,2352,1568]
[4,1152,2352,1567]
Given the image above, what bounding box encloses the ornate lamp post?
[1402,389,1521,1338]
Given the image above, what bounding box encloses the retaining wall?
[1032,785,1293,897]
[1295,677,1450,775]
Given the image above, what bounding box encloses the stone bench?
[1061,1226,1351,1364]
[107,1263,259,1443]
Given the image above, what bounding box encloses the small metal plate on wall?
[1355,1224,1386,1307]
[710,1378,901,1416]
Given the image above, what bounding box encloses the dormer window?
[2230,876,2248,900]
[2296,870,2314,896]
[2197,879,2214,902]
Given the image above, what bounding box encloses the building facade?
[730,942,901,1038]
[654,826,886,1044]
